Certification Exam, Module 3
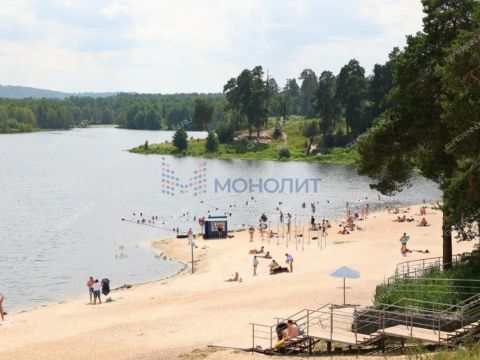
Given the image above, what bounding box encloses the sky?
[0,0,424,94]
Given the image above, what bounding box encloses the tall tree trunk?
[442,220,453,270]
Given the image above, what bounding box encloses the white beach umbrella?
[329,266,360,305]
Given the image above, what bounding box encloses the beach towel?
[274,338,286,349]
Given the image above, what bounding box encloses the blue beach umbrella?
[329,266,360,305]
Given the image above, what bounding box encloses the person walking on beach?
[92,279,102,305]
[285,253,294,272]
[0,292,4,322]
[399,233,408,255]
[287,213,291,234]
[248,225,255,242]
[253,256,259,276]
[87,276,95,303]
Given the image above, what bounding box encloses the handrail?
[396,253,468,270]
[390,277,480,283]
[392,252,471,281]
[249,251,479,351]
[395,253,470,272]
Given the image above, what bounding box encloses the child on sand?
[226,272,239,282]
[338,227,349,235]
[261,251,272,259]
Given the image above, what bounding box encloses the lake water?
[0,128,441,311]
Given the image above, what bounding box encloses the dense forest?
[0,56,392,143]
[0,94,226,133]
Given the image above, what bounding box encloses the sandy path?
[0,205,474,360]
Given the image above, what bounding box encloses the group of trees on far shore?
[1,58,393,143]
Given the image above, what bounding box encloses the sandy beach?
[0,205,475,360]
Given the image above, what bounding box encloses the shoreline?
[2,203,475,360]
[128,140,359,165]
[4,201,436,315]
[0,205,473,360]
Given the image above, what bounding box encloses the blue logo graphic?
[161,157,207,196]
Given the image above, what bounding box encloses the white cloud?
[0,0,425,93]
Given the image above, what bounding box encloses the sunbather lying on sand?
[260,251,272,259]
[249,246,264,254]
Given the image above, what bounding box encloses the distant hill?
[0,85,118,99]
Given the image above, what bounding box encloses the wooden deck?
[308,329,378,346]
[379,325,455,343]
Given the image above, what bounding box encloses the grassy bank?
[129,118,360,164]
[373,250,480,308]
[408,343,480,360]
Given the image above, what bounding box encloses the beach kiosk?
[204,215,228,239]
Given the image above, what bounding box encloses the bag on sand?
[101,278,110,296]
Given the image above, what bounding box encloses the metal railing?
[383,277,480,306]
[250,293,480,351]
[394,252,471,280]
[249,251,480,352]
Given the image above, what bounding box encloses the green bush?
[205,131,219,152]
[374,251,480,309]
[172,128,188,151]
[17,123,33,132]
[277,146,291,159]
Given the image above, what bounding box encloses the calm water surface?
[0,128,441,311]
